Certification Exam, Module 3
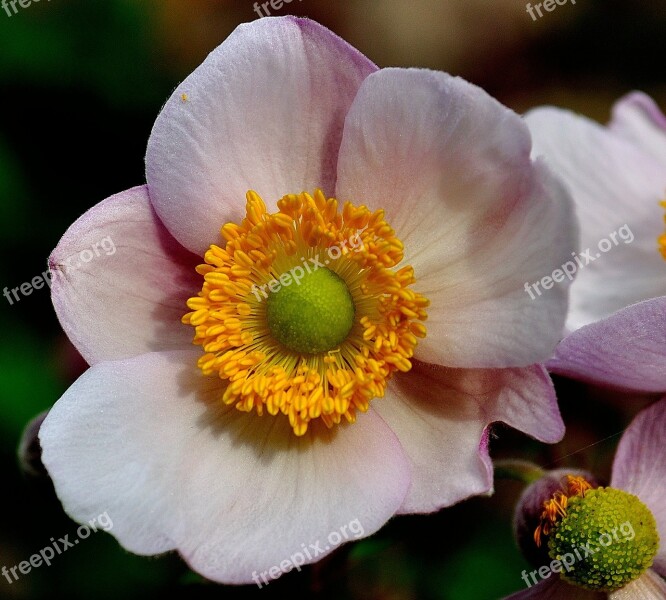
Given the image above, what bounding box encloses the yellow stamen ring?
[182,190,429,436]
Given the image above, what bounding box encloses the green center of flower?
[266,266,355,354]
[548,488,659,592]
[183,190,429,436]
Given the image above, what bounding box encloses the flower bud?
[513,468,597,567]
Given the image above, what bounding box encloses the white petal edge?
[525,106,666,331]
[374,361,564,514]
[611,397,666,575]
[337,69,578,368]
[50,185,200,365]
[39,349,412,584]
[610,92,666,167]
[146,16,377,255]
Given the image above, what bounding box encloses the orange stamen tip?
[533,475,595,547]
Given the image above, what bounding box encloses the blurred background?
[0,1,664,598]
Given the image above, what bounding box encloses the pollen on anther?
[182,189,429,436]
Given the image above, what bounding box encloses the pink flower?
[525,94,666,392]
[505,398,666,599]
[39,17,575,583]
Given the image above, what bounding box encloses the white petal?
[146,17,376,255]
[39,350,412,583]
[337,69,577,367]
[50,186,200,365]
[611,397,666,575]
[610,92,666,166]
[374,362,563,513]
[525,106,666,331]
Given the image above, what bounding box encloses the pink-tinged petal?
[503,576,603,599]
[525,107,666,331]
[39,350,411,584]
[610,92,666,166]
[50,186,200,365]
[548,297,666,393]
[611,397,666,575]
[146,17,376,255]
[337,69,578,368]
[609,570,666,600]
[373,361,564,514]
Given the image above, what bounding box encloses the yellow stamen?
[534,475,594,547]
[182,190,429,436]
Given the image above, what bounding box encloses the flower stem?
[493,460,545,484]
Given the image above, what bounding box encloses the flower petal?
[610,92,666,165]
[502,576,602,600]
[39,350,411,584]
[373,361,564,514]
[146,16,376,255]
[547,297,666,392]
[525,106,666,331]
[50,186,200,365]
[336,69,578,368]
[611,397,666,575]
[609,570,666,600]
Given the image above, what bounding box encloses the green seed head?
[266,267,355,354]
[548,487,659,592]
